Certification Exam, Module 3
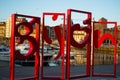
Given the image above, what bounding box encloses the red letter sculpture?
[41,12,65,80]
[92,21,117,77]
[10,14,40,80]
[66,9,92,79]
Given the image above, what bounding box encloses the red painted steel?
[66,9,92,79]
[92,21,117,77]
[10,14,15,80]
[9,9,118,80]
[41,12,65,80]
[10,14,40,80]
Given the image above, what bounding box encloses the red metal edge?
[66,9,71,80]
[34,17,40,79]
[92,74,116,77]
[10,14,16,80]
[16,76,38,80]
[70,74,89,79]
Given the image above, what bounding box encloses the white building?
[6,17,11,38]
[5,17,27,38]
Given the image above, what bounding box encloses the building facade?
[6,17,27,38]
[6,17,11,38]
[0,22,6,37]
[46,26,56,40]
[73,30,86,43]
[0,22,6,45]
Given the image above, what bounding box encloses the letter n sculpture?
[92,21,117,77]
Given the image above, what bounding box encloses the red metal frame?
[92,21,117,77]
[10,14,40,80]
[9,9,118,80]
[66,9,92,79]
[41,12,65,80]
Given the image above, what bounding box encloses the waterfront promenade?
[0,61,120,80]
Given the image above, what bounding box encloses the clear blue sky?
[0,0,120,25]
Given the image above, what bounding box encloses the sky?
[0,0,120,25]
